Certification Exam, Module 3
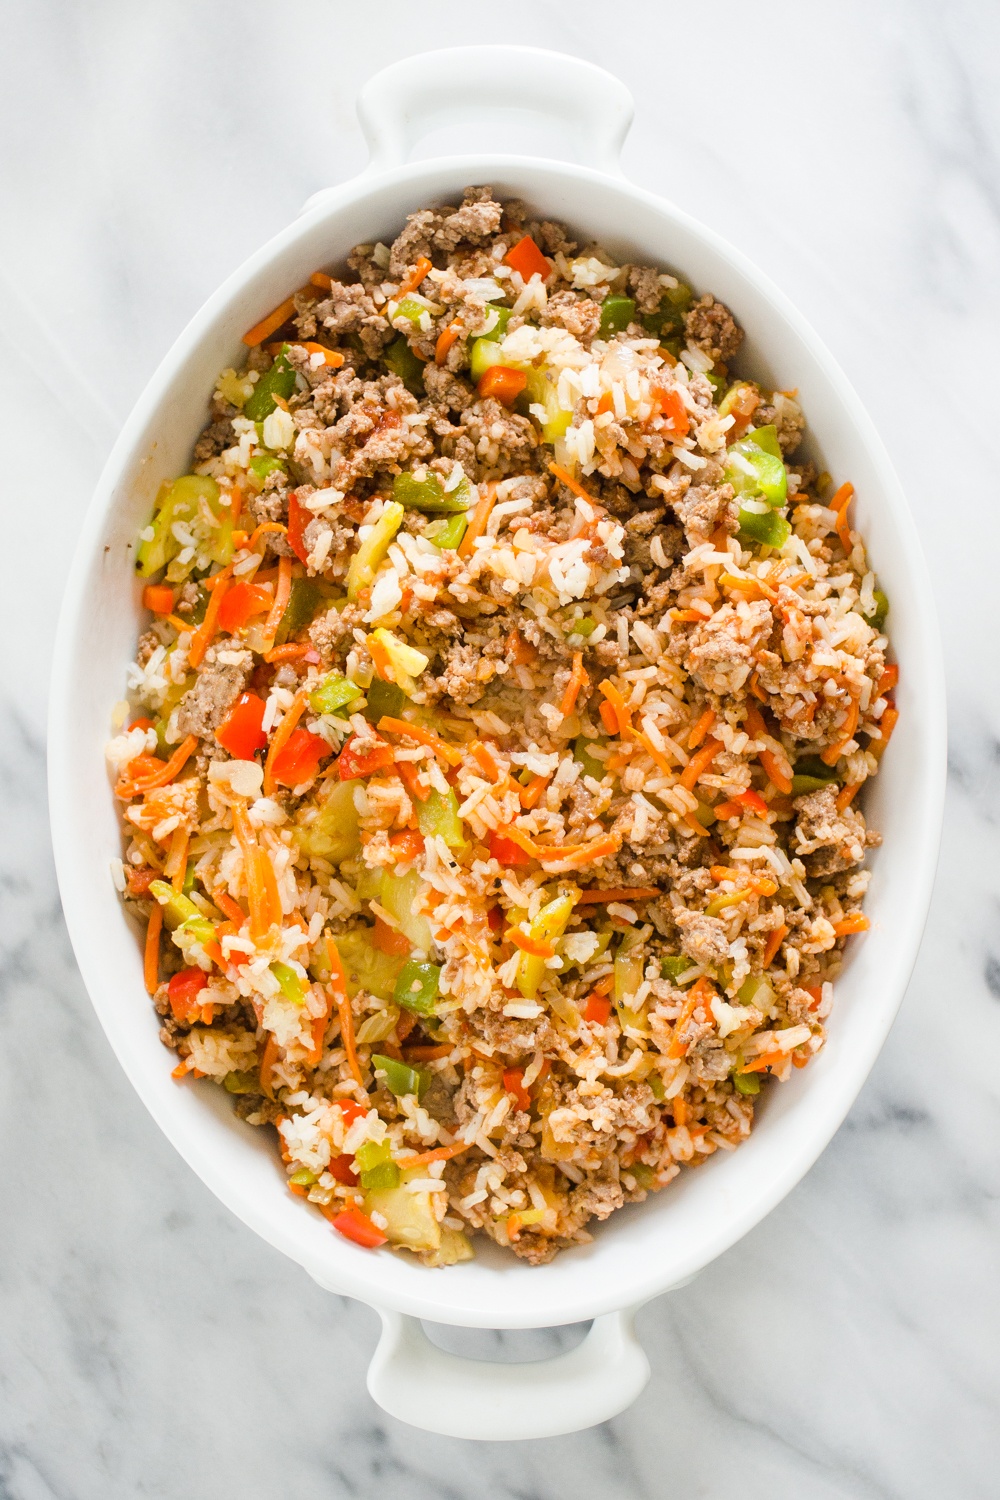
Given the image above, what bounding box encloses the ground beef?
[174,643,252,740]
[674,908,731,967]
[192,418,235,463]
[792,785,879,877]
[684,294,744,362]
[540,291,602,341]
[683,600,774,695]
[672,481,738,547]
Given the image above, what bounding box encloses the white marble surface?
[2,0,999,1492]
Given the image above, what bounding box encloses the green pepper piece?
[416,787,466,849]
[393,471,472,514]
[629,1162,656,1188]
[274,576,326,645]
[270,961,306,1006]
[248,453,287,489]
[573,734,606,782]
[149,880,216,947]
[648,1075,666,1102]
[181,861,197,896]
[223,1070,261,1094]
[310,673,364,717]
[362,1161,401,1191]
[393,958,441,1017]
[425,513,468,550]
[137,475,225,578]
[704,370,726,402]
[392,296,426,324]
[794,756,840,782]
[383,336,425,396]
[660,956,694,984]
[347,502,405,601]
[747,423,782,460]
[738,508,791,550]
[725,436,787,507]
[790,775,834,796]
[733,1068,760,1096]
[469,337,506,382]
[244,346,297,422]
[363,677,408,724]
[641,282,692,337]
[484,305,512,339]
[184,585,209,626]
[288,1168,317,1186]
[568,615,597,638]
[868,589,889,629]
[599,295,636,336]
[372,1053,431,1100]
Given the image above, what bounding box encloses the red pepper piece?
[287,492,312,566]
[330,1206,387,1249]
[326,1153,360,1186]
[142,584,175,615]
[215,692,268,759]
[502,1068,531,1112]
[488,831,533,866]
[583,992,612,1025]
[271,726,330,788]
[337,732,395,780]
[218,581,273,634]
[168,967,209,1023]
[504,235,551,283]
[477,366,527,405]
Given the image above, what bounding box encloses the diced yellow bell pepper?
[515,891,578,998]
[347,501,404,601]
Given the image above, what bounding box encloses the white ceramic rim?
[48,48,947,1346]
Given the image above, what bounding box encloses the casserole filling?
[108,188,895,1265]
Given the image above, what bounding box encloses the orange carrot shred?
[189,565,234,668]
[263,685,310,796]
[394,256,432,299]
[144,902,162,995]
[243,297,297,348]
[326,934,363,1088]
[458,480,498,558]
[761,923,788,969]
[116,734,199,800]
[435,321,463,365]
[378,716,464,766]
[687,709,716,749]
[547,461,598,506]
[560,652,589,717]
[679,738,722,791]
[261,554,292,647]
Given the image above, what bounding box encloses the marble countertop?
[3,2,999,1494]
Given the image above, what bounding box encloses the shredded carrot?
[560,652,589,717]
[394,256,432,299]
[263,684,310,796]
[739,1048,786,1076]
[396,1141,471,1169]
[401,1044,453,1063]
[871,705,899,762]
[378,716,463,766]
[687,709,716,749]
[598,679,633,737]
[547,461,597,506]
[244,521,287,552]
[832,912,870,937]
[744,703,793,794]
[507,927,555,958]
[261,554,292,646]
[243,296,297,348]
[264,643,311,665]
[458,480,498,558]
[310,272,333,291]
[166,826,190,889]
[435,320,463,364]
[518,773,549,810]
[189,564,234,669]
[166,614,191,634]
[259,1034,280,1098]
[576,888,660,903]
[668,977,714,1058]
[821,696,859,766]
[599,700,619,735]
[144,902,162,994]
[282,341,344,368]
[713,800,741,821]
[116,734,198,799]
[231,798,281,939]
[632,729,673,778]
[679,737,722,791]
[831,482,854,554]
[761,923,788,969]
[502,826,621,867]
[670,608,708,624]
[682,810,711,838]
[326,934,363,1088]
[836,782,862,813]
[749,670,768,704]
[213,888,246,926]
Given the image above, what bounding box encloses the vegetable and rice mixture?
[108,187,897,1266]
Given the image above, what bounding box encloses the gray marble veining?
[2,0,999,1494]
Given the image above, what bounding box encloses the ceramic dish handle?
[357,46,634,177]
[366,1306,649,1440]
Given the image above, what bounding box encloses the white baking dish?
[48,46,946,1442]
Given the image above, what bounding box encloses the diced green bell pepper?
[738,508,791,551]
[356,1139,400,1191]
[294,777,362,864]
[469,337,507,382]
[223,1070,260,1094]
[425,513,468,550]
[274,576,328,645]
[733,1067,760,1096]
[417,787,465,850]
[641,282,692,337]
[614,930,646,1030]
[794,756,840,782]
[867,589,889,629]
[334,930,405,1001]
[364,677,407,723]
[573,734,607,782]
[137,475,228,578]
[661,955,694,984]
[629,1162,656,1188]
[705,370,727,402]
[248,453,286,489]
[598,296,636,336]
[392,296,426,324]
[377,866,435,952]
[522,365,572,442]
[393,470,472,514]
[347,501,404,601]
[747,423,782,460]
[372,1053,431,1100]
[149,880,217,948]
[383,336,425,396]
[483,306,512,340]
[310,673,363,717]
[647,1073,666,1101]
[567,615,597,639]
[393,959,441,1017]
[725,434,787,508]
[288,1168,317,1186]
[270,961,306,1006]
[244,346,296,422]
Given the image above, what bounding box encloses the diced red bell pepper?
[734,788,769,817]
[336,1100,366,1128]
[504,235,551,283]
[129,717,155,732]
[487,904,504,934]
[125,866,159,896]
[478,366,527,405]
[215,691,268,759]
[326,1153,360,1186]
[583,992,612,1026]
[502,1068,531,1112]
[287,492,312,567]
[388,829,424,863]
[651,385,690,438]
[337,732,395,780]
[271,726,330,788]
[218,580,273,634]
[488,831,533,866]
[372,917,412,956]
[330,1206,387,1249]
[142,584,175,616]
[168,967,209,1023]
